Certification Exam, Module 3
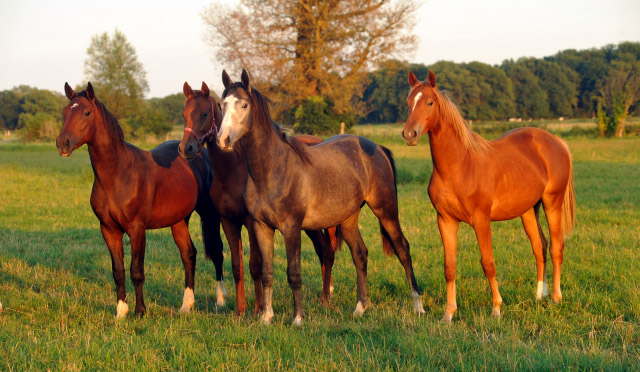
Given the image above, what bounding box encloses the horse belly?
[490,180,545,221]
[148,168,199,229]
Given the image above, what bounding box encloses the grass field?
[0,122,639,371]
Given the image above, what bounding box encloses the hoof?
[552,293,562,304]
[116,300,129,319]
[352,301,366,317]
[535,281,548,300]
[216,281,226,307]
[261,308,274,325]
[440,313,453,324]
[491,307,501,318]
[179,287,195,314]
[292,315,303,327]
[411,291,425,315]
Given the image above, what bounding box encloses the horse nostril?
[186,144,194,154]
[402,130,406,139]
[223,136,230,147]
[412,130,417,139]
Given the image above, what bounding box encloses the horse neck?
[86,113,130,189]
[427,115,474,176]
[242,119,290,190]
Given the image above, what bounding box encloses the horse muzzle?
[56,135,76,157]
[402,128,420,146]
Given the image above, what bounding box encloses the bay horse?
[402,70,576,323]
[56,82,225,318]
[216,70,424,325]
[178,81,339,316]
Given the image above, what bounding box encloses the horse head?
[56,82,99,157]
[217,69,253,152]
[402,70,440,146]
[179,81,221,159]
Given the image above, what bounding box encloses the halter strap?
[183,99,217,153]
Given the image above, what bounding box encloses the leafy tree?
[84,29,149,120]
[148,93,187,127]
[596,58,640,137]
[0,90,21,131]
[362,60,428,123]
[202,0,419,131]
[502,60,550,119]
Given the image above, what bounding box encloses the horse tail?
[379,145,397,257]
[325,226,343,252]
[561,154,576,239]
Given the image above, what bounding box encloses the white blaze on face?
[218,95,240,149]
[412,92,423,111]
[70,103,79,109]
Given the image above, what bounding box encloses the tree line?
[364,42,640,136]
[1,25,637,141]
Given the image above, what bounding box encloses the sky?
[1,0,638,98]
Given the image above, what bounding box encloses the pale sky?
[1,0,638,98]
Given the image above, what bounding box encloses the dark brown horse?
[56,82,225,318]
[216,70,424,325]
[402,70,576,322]
[178,82,339,316]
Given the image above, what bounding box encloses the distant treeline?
[1,42,639,141]
[363,42,640,123]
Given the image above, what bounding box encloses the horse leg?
[438,214,459,323]
[244,215,264,314]
[521,203,548,300]
[471,216,503,318]
[369,206,424,314]
[542,195,565,304]
[198,206,226,306]
[170,220,197,313]
[129,225,147,316]
[253,221,275,325]
[220,217,246,314]
[305,229,335,303]
[340,212,369,317]
[281,225,305,326]
[100,224,127,318]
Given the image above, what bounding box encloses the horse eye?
[84,111,91,116]
[428,101,434,106]
[242,103,248,109]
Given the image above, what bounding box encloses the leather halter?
[183,99,217,154]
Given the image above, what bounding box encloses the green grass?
[1,125,639,371]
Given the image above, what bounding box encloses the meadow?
[0,122,639,371]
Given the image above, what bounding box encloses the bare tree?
[202,0,418,124]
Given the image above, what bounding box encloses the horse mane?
[77,90,125,148]
[223,83,312,165]
[435,89,491,155]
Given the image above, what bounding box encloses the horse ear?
[241,69,251,94]
[64,82,75,100]
[428,70,437,88]
[201,82,210,98]
[183,82,193,98]
[86,82,95,101]
[222,70,232,89]
[408,70,419,87]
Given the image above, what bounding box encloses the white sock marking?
[292,315,303,326]
[411,290,425,314]
[353,301,366,317]
[116,300,129,319]
[262,306,274,325]
[216,281,226,307]
[179,287,195,313]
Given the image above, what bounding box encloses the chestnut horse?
[178,82,339,316]
[402,70,576,323]
[56,83,225,318]
[216,70,424,326]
